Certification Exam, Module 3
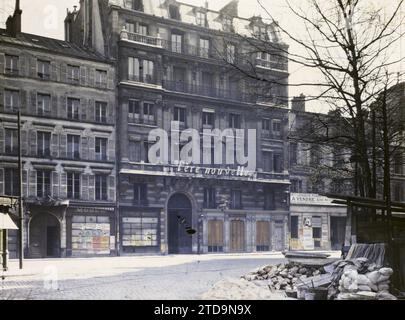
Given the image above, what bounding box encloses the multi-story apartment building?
[66,0,291,254]
[0,2,117,258]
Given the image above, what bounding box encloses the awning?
[0,213,18,230]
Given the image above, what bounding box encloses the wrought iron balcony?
[121,31,163,48]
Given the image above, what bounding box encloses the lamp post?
[17,111,23,269]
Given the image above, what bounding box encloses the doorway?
[230,220,245,252]
[330,217,346,250]
[29,213,60,258]
[274,223,285,251]
[167,194,193,254]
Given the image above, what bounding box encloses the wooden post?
[344,201,352,246]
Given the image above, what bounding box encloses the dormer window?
[196,11,206,27]
[125,0,143,11]
[169,5,180,20]
[253,25,267,40]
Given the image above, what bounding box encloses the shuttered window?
[208,220,223,252]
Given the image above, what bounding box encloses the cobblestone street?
[0,253,291,300]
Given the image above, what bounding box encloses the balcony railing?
[255,58,288,71]
[121,31,163,47]
[163,80,254,102]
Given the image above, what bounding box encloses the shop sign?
[290,193,341,206]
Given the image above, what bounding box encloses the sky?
[1,0,404,112]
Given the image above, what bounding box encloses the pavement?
[0,251,341,300]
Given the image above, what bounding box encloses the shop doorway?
[29,213,60,258]
[230,220,245,252]
[167,193,193,254]
[330,217,346,250]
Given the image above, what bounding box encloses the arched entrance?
[29,213,60,258]
[167,193,193,254]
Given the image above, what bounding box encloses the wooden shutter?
[20,89,27,113]
[208,220,224,247]
[51,94,58,117]
[80,98,87,121]
[21,129,28,155]
[0,88,4,112]
[107,136,114,161]
[51,61,58,81]
[107,69,114,89]
[59,96,67,118]
[81,136,88,160]
[60,172,67,198]
[29,170,37,197]
[52,171,59,197]
[0,128,4,154]
[88,99,95,122]
[230,220,245,252]
[30,91,37,115]
[89,136,95,160]
[107,100,114,123]
[0,168,3,195]
[61,63,67,82]
[60,134,67,158]
[0,53,4,75]
[20,55,26,77]
[89,68,95,87]
[256,221,270,247]
[29,57,36,78]
[88,175,95,200]
[29,129,37,156]
[22,170,28,197]
[108,175,115,201]
[80,66,87,86]
[51,133,59,158]
[81,174,89,200]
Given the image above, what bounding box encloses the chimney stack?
[291,94,306,112]
[6,0,22,37]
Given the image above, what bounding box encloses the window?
[37,60,51,80]
[125,21,136,33]
[128,100,140,123]
[262,151,272,173]
[203,112,214,127]
[138,24,148,36]
[128,57,154,83]
[129,141,141,162]
[37,131,51,157]
[95,175,108,200]
[199,38,210,58]
[5,128,18,155]
[67,172,80,199]
[133,183,147,205]
[174,107,186,125]
[310,147,321,166]
[223,16,233,32]
[122,216,158,248]
[5,55,19,75]
[67,134,80,159]
[125,0,143,11]
[393,184,403,202]
[204,187,216,209]
[143,141,150,163]
[273,153,283,173]
[230,190,242,209]
[196,11,206,26]
[229,113,241,129]
[95,101,107,123]
[95,138,107,161]
[290,143,298,166]
[226,44,235,63]
[4,89,19,112]
[37,93,51,115]
[95,70,107,88]
[264,189,275,210]
[291,216,298,239]
[171,33,183,53]
[291,179,302,193]
[4,168,18,196]
[67,98,80,120]
[169,5,180,20]
[67,65,80,83]
[37,170,51,198]
[257,52,271,68]
[273,120,282,134]
[143,102,155,124]
[262,118,271,132]
[394,154,403,175]
[312,216,322,248]
[253,25,267,40]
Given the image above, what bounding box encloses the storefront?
[289,193,347,251]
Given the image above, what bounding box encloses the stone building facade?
[66,0,291,254]
[0,3,117,258]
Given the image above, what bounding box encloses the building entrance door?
[330,217,346,250]
[29,214,60,258]
[230,220,245,252]
[168,194,193,254]
[274,223,284,251]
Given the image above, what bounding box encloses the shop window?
[95,175,108,200]
[203,187,216,209]
[4,168,18,196]
[67,172,80,199]
[122,216,159,247]
[4,89,20,112]
[37,131,51,157]
[134,183,147,205]
[291,216,299,239]
[37,170,52,198]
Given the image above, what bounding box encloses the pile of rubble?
[242,261,327,292]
